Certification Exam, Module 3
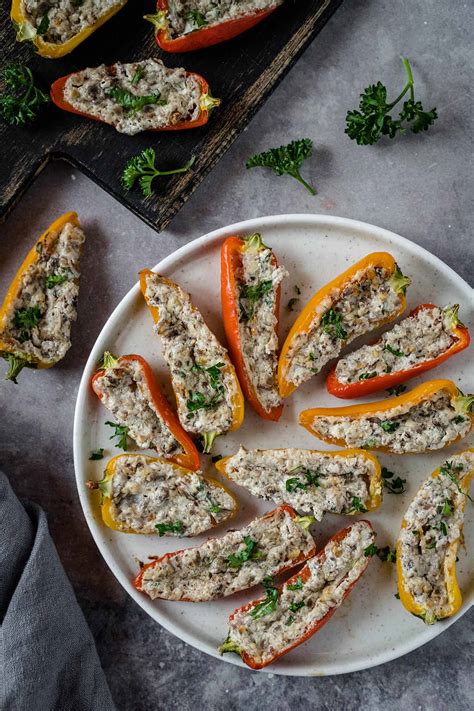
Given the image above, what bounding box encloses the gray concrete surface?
[1,0,473,708]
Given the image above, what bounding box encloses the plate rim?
[73,213,473,676]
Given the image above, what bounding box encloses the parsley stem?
[386,58,414,111]
[292,171,317,196]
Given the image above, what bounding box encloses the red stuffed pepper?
[92,352,200,471]
[145,0,284,53]
[327,304,470,399]
[51,58,220,134]
[220,520,375,669]
[221,233,287,421]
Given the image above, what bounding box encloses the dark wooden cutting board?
[0,0,342,232]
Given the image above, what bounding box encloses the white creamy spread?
[166,0,283,38]
[94,358,183,457]
[224,521,374,666]
[312,390,471,453]
[221,447,378,520]
[284,266,403,388]
[21,0,122,44]
[398,451,474,621]
[335,306,456,384]
[109,455,235,535]
[140,507,315,600]
[63,59,201,135]
[144,273,238,437]
[237,244,287,412]
[0,221,85,365]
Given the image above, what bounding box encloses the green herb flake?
[359,371,377,381]
[386,384,407,396]
[364,543,378,557]
[107,87,166,114]
[227,536,262,569]
[442,499,454,517]
[13,306,41,342]
[186,9,208,27]
[45,271,70,289]
[380,420,400,433]
[239,280,273,322]
[350,496,368,513]
[440,460,473,503]
[37,14,50,35]
[131,67,145,86]
[321,309,347,340]
[105,421,129,450]
[287,576,303,591]
[384,344,406,357]
[89,448,105,461]
[289,600,305,613]
[250,577,278,619]
[287,297,299,311]
[439,521,448,536]
[382,467,406,494]
[155,520,184,536]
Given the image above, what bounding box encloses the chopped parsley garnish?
[453,415,465,424]
[122,148,195,198]
[45,271,70,289]
[394,592,400,599]
[386,384,406,396]
[442,499,453,517]
[107,87,166,113]
[186,9,208,27]
[239,280,273,322]
[440,460,473,502]
[37,14,50,35]
[380,420,400,432]
[186,363,225,414]
[105,421,129,450]
[439,521,448,537]
[227,536,263,568]
[0,63,49,126]
[321,309,347,340]
[349,496,368,513]
[155,520,184,536]
[364,543,379,557]
[359,371,377,381]
[384,344,406,357]
[362,439,379,449]
[382,467,406,494]
[206,496,221,514]
[250,577,278,619]
[89,448,104,461]
[285,467,319,492]
[287,297,299,311]
[345,57,437,145]
[377,546,397,563]
[13,306,41,342]
[295,285,301,295]
[287,576,303,591]
[246,138,316,195]
[131,67,145,85]
[289,600,305,613]
[285,477,306,492]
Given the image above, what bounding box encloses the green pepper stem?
[390,265,411,295]
[100,351,119,369]
[294,515,316,530]
[202,431,218,454]
[200,91,221,114]
[443,304,464,330]
[453,393,474,414]
[243,233,267,252]
[143,11,168,31]
[219,636,243,657]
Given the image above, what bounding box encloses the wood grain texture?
[0,0,343,231]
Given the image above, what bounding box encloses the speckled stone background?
[1,0,473,708]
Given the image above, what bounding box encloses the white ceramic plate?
[74,214,473,676]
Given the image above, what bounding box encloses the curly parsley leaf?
[107,87,166,113]
[155,520,184,536]
[0,63,49,126]
[382,466,406,494]
[121,148,195,197]
[105,421,129,450]
[250,577,279,619]
[246,138,316,195]
[349,496,368,513]
[186,9,207,27]
[345,57,437,145]
[227,536,263,568]
[321,309,347,340]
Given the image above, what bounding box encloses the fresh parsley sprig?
[105,421,129,450]
[107,87,166,113]
[345,57,437,145]
[246,138,316,195]
[121,148,195,198]
[0,63,49,126]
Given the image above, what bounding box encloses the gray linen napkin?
[0,471,115,711]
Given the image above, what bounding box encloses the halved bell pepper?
[220,520,375,669]
[299,379,474,454]
[327,304,471,399]
[91,353,200,471]
[11,0,128,58]
[140,270,244,452]
[86,453,237,534]
[221,233,283,421]
[0,211,82,383]
[278,252,410,398]
[144,0,281,53]
[215,447,382,516]
[134,504,316,601]
[50,67,220,131]
[396,449,474,624]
